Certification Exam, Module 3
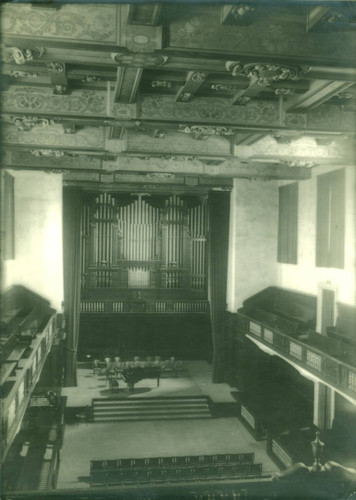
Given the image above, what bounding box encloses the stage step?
[92,397,213,422]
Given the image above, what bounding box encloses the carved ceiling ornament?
[111,51,168,68]
[275,88,295,96]
[191,72,208,83]
[81,75,102,83]
[210,83,237,93]
[10,115,61,132]
[230,4,255,20]
[10,70,39,79]
[285,160,318,168]
[178,124,238,140]
[31,149,65,158]
[151,80,172,88]
[47,61,65,73]
[226,61,300,86]
[6,47,44,65]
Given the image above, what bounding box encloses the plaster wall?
[2,170,64,311]
[277,164,356,308]
[226,178,279,311]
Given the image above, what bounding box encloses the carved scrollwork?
[81,75,102,83]
[10,115,61,132]
[178,124,237,139]
[191,71,207,83]
[151,80,172,88]
[10,70,39,79]
[6,47,44,65]
[44,169,70,174]
[210,83,236,92]
[179,92,193,102]
[47,61,65,73]
[285,160,318,168]
[111,51,168,68]
[275,88,295,96]
[226,61,300,86]
[31,149,65,158]
[230,4,255,20]
[53,84,68,95]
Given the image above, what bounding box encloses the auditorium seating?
[89,452,261,486]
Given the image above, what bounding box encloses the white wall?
[2,170,64,311]
[277,164,356,308]
[226,178,279,311]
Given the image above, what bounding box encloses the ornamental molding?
[47,62,65,73]
[111,51,168,68]
[226,61,300,86]
[10,70,39,79]
[275,88,295,96]
[5,47,45,65]
[285,160,318,168]
[231,4,255,18]
[10,115,61,132]
[178,124,237,140]
[31,149,65,158]
[191,72,207,83]
[151,80,172,88]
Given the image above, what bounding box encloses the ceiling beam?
[175,71,208,103]
[221,4,259,26]
[3,150,311,181]
[47,61,67,94]
[127,4,162,26]
[231,77,262,105]
[286,80,355,112]
[113,66,143,103]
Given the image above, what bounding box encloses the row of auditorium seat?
[90,453,255,471]
[90,462,262,486]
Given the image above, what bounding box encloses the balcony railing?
[237,312,356,401]
[80,300,209,314]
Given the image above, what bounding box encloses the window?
[278,182,298,264]
[316,169,345,269]
[1,171,15,260]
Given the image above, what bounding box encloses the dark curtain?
[63,188,83,386]
[208,191,230,383]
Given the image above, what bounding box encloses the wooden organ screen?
[81,193,208,290]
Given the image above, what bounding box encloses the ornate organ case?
[80,193,208,300]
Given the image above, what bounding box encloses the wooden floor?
[57,361,278,489]
[57,417,278,489]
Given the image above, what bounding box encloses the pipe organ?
[81,193,208,292]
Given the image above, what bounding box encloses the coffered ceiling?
[1,1,355,193]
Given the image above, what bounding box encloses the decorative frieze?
[2,87,107,116]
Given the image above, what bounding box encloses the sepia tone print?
[0,2,356,500]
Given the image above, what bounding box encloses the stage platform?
[62,360,238,407]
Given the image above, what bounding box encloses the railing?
[80,300,209,314]
[237,312,356,401]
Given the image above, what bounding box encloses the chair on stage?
[93,359,106,376]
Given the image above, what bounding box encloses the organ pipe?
[82,193,207,290]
